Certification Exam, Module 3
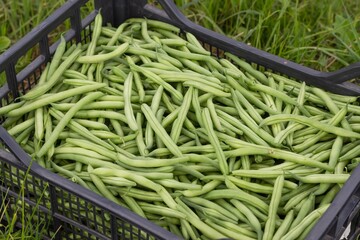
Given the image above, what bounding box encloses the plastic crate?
[0,0,360,239]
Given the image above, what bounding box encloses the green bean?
[92,167,160,189]
[290,194,315,230]
[264,178,298,190]
[145,86,163,149]
[174,164,204,179]
[130,63,183,102]
[125,45,183,68]
[50,109,114,151]
[226,75,278,115]
[77,42,129,64]
[181,180,221,197]
[155,108,166,149]
[48,35,67,77]
[210,210,257,238]
[206,97,224,132]
[230,199,263,239]
[131,71,145,104]
[8,83,106,117]
[175,198,226,239]
[72,119,109,131]
[54,147,112,161]
[202,108,229,175]
[260,113,360,138]
[159,38,186,47]
[263,175,284,240]
[73,110,127,123]
[272,210,294,240]
[155,179,201,190]
[233,89,281,147]
[8,117,35,136]
[223,141,333,171]
[205,219,257,240]
[191,88,204,127]
[231,169,322,179]
[297,216,319,240]
[283,185,318,213]
[271,72,358,103]
[260,90,285,137]
[251,81,310,117]
[339,144,360,162]
[291,173,349,184]
[88,165,125,207]
[128,18,180,33]
[312,87,354,134]
[184,197,238,222]
[315,137,343,195]
[204,189,269,214]
[279,184,317,203]
[141,104,182,157]
[319,184,341,207]
[216,109,268,146]
[149,145,217,158]
[37,92,104,158]
[51,161,90,190]
[116,153,189,169]
[0,101,25,116]
[183,81,230,97]
[63,70,87,80]
[275,115,324,145]
[122,72,138,131]
[170,87,193,143]
[22,44,82,100]
[185,32,206,51]
[142,63,181,73]
[226,176,274,194]
[140,20,154,44]
[141,203,186,220]
[116,188,163,202]
[158,72,223,88]
[119,195,144,218]
[162,44,209,62]
[292,105,347,152]
[280,204,330,240]
[161,105,180,129]
[93,128,125,140]
[86,12,102,55]
[96,176,136,187]
[225,53,268,84]
[218,117,244,136]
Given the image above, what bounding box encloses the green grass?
[0,0,93,85]
[0,165,52,240]
[0,0,64,85]
[174,0,360,72]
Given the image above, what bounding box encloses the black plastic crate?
[0,0,360,239]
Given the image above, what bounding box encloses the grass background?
[0,0,359,238]
[173,0,360,72]
[1,0,359,73]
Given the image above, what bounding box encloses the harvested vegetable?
[2,13,360,240]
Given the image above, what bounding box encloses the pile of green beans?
[2,13,360,240]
